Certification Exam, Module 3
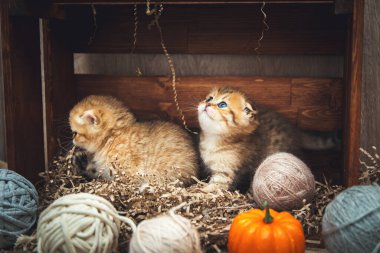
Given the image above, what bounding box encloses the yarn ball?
[251,152,315,211]
[37,193,136,253]
[129,204,202,253]
[322,184,380,253]
[0,169,38,249]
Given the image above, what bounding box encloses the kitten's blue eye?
[206,96,213,102]
[217,101,228,108]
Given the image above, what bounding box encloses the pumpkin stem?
[263,201,273,224]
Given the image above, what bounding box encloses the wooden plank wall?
[75,75,343,131]
[361,0,380,152]
[65,4,347,55]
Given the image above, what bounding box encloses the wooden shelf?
[52,0,334,5]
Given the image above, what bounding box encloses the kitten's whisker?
[181,108,198,112]
[56,140,73,153]
[56,140,72,147]
[191,96,202,103]
[179,100,201,106]
[52,116,70,123]
[182,106,198,112]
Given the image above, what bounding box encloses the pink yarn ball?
[252,152,315,211]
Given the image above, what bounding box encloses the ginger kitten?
[198,87,300,193]
[69,95,198,185]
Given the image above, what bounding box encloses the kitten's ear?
[244,102,257,119]
[244,102,259,132]
[80,110,99,125]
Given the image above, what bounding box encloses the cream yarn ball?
[129,203,202,253]
[252,152,315,211]
[37,193,136,253]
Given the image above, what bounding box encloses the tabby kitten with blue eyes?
[69,95,198,185]
[198,87,300,193]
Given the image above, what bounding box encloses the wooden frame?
[0,0,363,186]
[343,0,363,186]
[1,0,44,183]
[53,0,335,5]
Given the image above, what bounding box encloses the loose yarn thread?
[252,152,315,211]
[88,5,97,45]
[36,193,136,253]
[129,203,202,253]
[322,184,380,253]
[147,4,198,135]
[254,1,269,55]
[254,1,269,67]
[0,169,38,249]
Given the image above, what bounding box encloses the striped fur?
[198,87,300,192]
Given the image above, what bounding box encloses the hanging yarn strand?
[131,3,142,76]
[145,0,155,15]
[88,5,98,45]
[148,3,198,135]
[131,4,138,54]
[254,1,269,65]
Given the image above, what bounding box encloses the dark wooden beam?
[343,0,363,186]
[9,0,65,19]
[334,0,353,14]
[1,0,45,183]
[41,19,76,165]
[67,4,347,55]
[52,0,334,5]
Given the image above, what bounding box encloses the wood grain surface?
[75,75,343,132]
[64,4,347,55]
[361,0,380,153]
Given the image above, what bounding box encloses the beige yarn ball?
[129,203,202,253]
[252,152,315,211]
[37,193,136,253]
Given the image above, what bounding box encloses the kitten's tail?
[300,130,341,151]
[0,160,7,168]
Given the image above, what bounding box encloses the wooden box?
[0,0,363,186]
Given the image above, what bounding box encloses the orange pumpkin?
[228,201,305,253]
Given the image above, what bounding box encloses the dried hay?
[15,146,380,252]
[359,146,380,184]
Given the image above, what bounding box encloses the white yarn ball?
[129,204,202,253]
[37,193,136,253]
[252,152,315,211]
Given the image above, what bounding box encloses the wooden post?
[343,0,363,186]
[0,0,45,183]
[41,19,75,165]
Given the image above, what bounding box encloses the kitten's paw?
[72,150,89,175]
[72,150,113,180]
[201,183,228,193]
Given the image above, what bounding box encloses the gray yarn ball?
[0,169,38,249]
[322,184,380,253]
